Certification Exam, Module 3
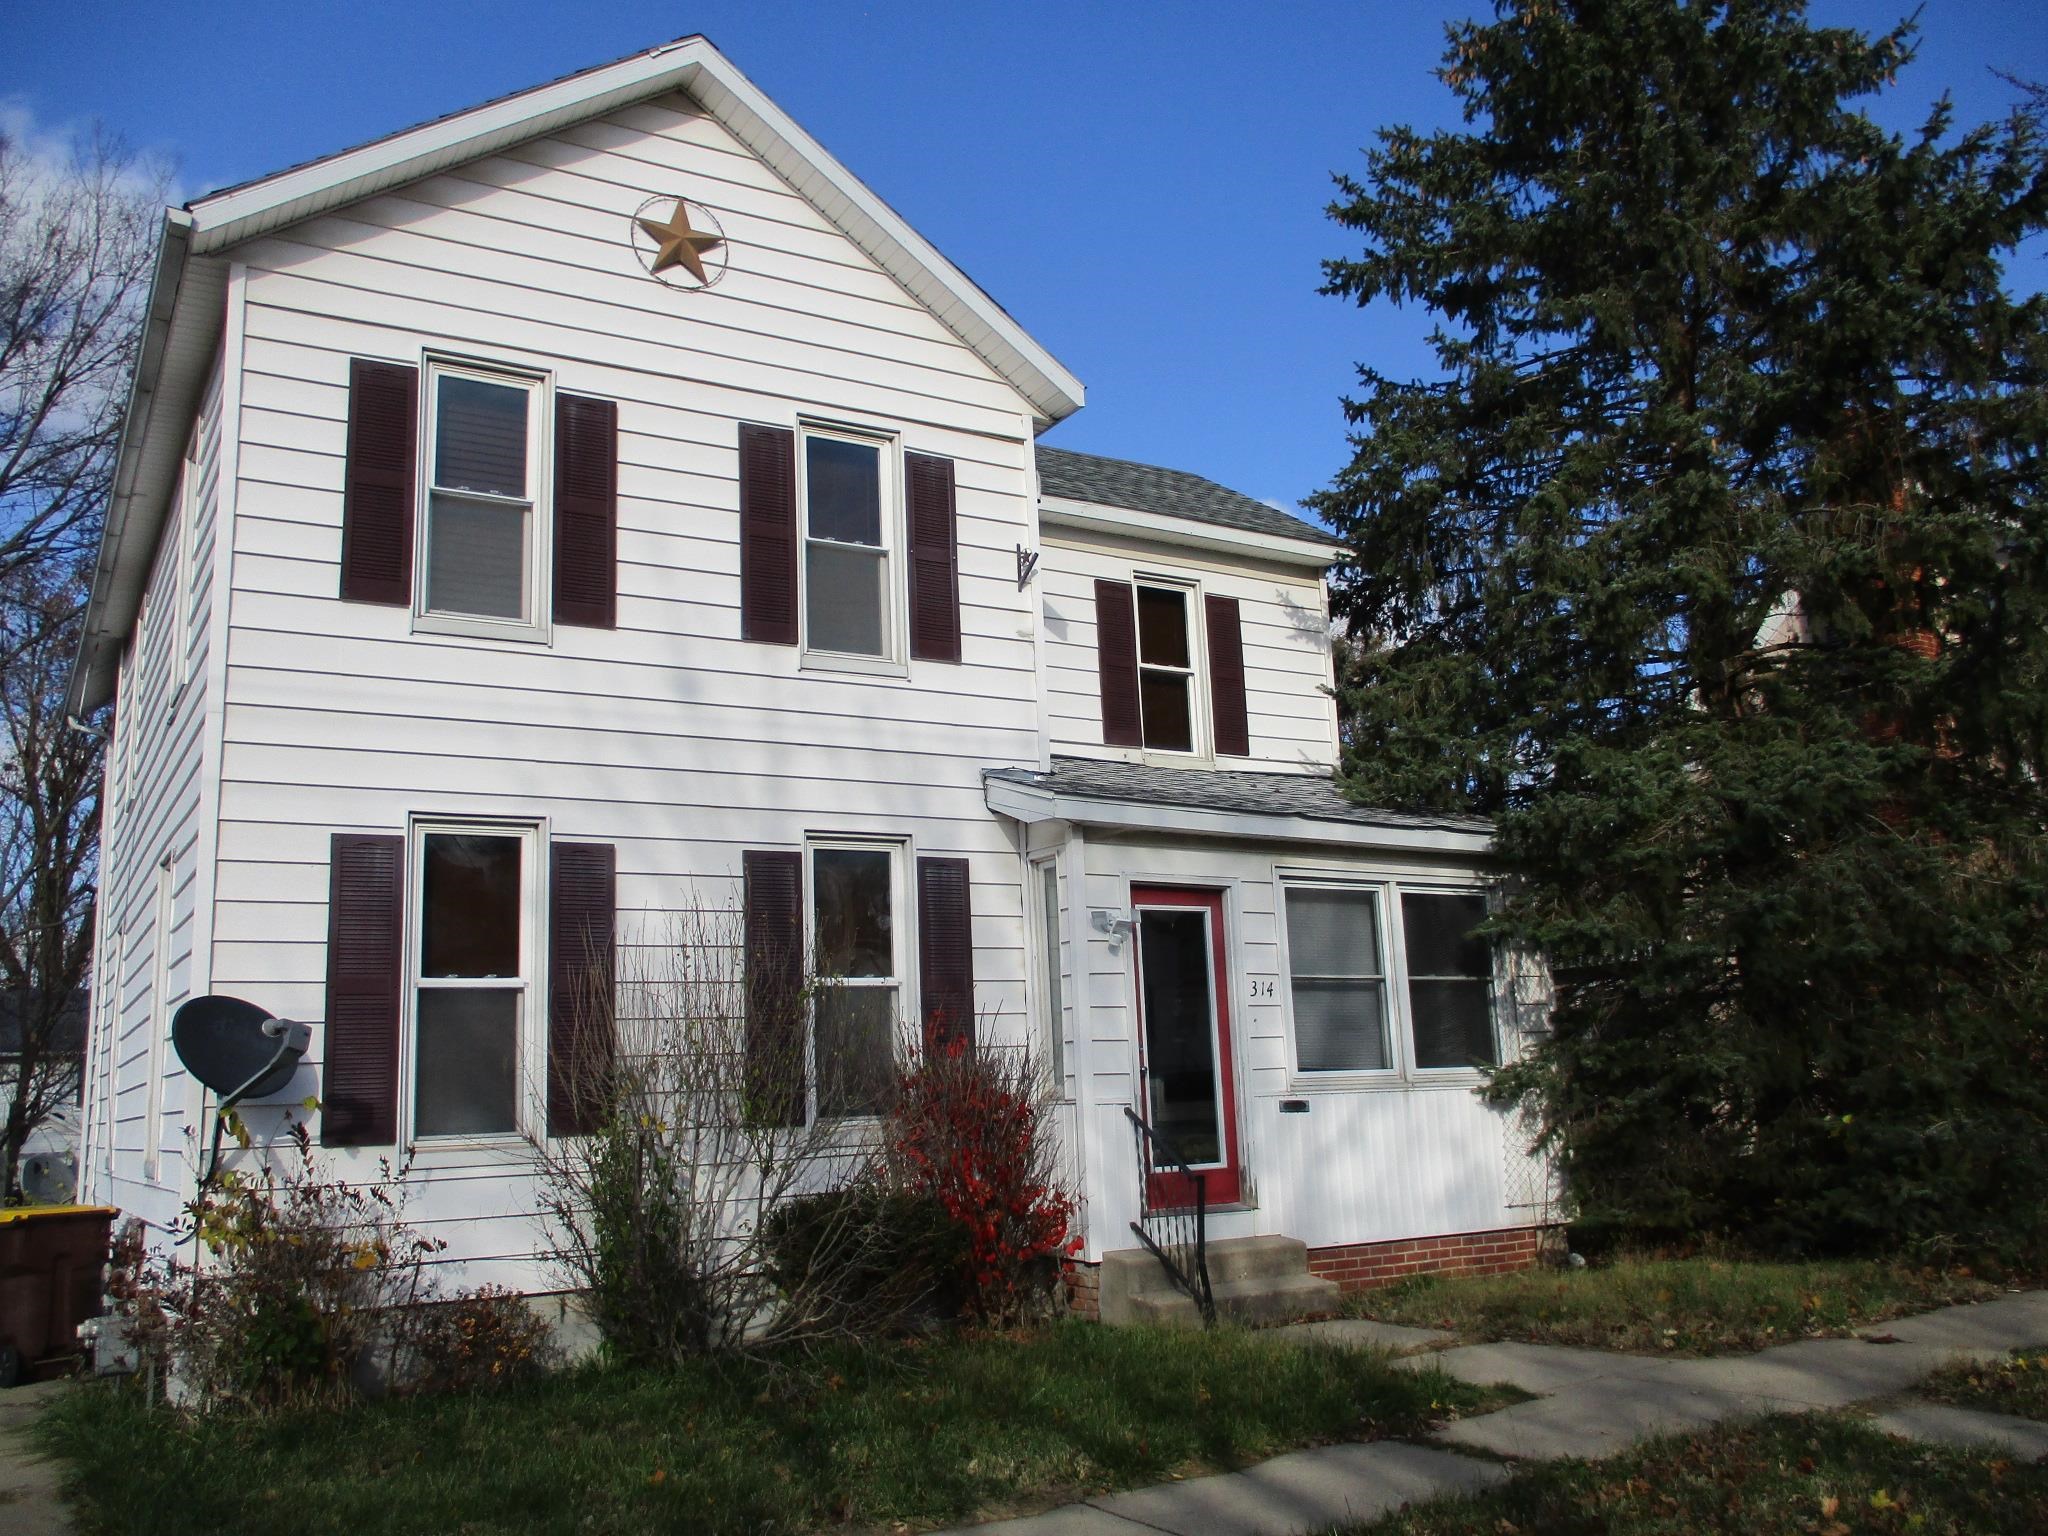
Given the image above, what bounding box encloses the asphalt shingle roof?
[985,755,1493,835]
[1036,446,1331,545]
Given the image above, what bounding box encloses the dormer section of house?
[1034,447,1342,771]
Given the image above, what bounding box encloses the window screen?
[424,371,534,623]
[1284,887,1390,1072]
[804,435,890,657]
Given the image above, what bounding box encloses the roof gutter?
[66,208,194,718]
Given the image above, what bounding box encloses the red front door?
[1132,887,1240,1208]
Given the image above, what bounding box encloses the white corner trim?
[1039,496,1342,567]
[983,777,1496,857]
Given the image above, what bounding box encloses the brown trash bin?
[0,1205,116,1386]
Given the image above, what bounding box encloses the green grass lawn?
[38,1322,1502,1536]
[1918,1344,2048,1422]
[1347,1255,1999,1355]
[1349,1414,2048,1535]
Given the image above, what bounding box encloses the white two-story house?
[69,37,1552,1321]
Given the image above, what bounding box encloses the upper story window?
[802,428,897,662]
[737,421,961,666]
[1094,578,1251,759]
[420,362,548,636]
[1280,879,1499,1080]
[338,354,618,635]
[1135,583,1197,752]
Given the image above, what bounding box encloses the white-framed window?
[799,423,902,669]
[1282,885,1393,1073]
[408,819,540,1139]
[806,836,907,1117]
[1028,854,1066,1090]
[415,357,550,641]
[1279,878,1500,1080]
[1135,579,1201,754]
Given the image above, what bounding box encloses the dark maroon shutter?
[905,451,961,662]
[1205,594,1251,757]
[917,857,975,1053]
[738,423,798,645]
[339,360,417,605]
[547,842,616,1137]
[743,850,806,1124]
[553,395,617,629]
[322,833,404,1145]
[1094,579,1143,747]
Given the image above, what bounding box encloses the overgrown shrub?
[110,1114,553,1411]
[404,1287,554,1396]
[532,908,914,1362]
[762,1183,967,1333]
[883,1042,1075,1324]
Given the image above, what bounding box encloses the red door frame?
[1131,886,1241,1208]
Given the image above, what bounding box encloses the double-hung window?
[411,823,536,1137]
[809,841,904,1117]
[419,361,547,636]
[1135,582,1197,752]
[1281,881,1498,1078]
[801,427,897,664]
[1283,887,1391,1072]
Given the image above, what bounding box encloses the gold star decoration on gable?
[635,198,725,285]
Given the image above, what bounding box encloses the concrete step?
[1101,1236,1314,1305]
[1127,1271,1342,1329]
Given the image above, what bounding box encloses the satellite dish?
[172,994,311,1100]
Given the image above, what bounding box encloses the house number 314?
[1249,979,1276,1000]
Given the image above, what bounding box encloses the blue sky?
[10,1,2045,514]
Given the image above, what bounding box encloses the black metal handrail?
[1124,1105,1216,1326]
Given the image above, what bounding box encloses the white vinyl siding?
[193,96,1043,1286]
[1038,529,1339,769]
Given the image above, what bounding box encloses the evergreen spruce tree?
[1318,0,2048,1260]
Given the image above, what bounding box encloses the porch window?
[413,824,534,1137]
[421,362,546,633]
[1282,886,1391,1072]
[810,841,902,1116]
[1402,891,1498,1069]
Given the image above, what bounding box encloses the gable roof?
[68,36,1084,715]
[1036,446,1329,544]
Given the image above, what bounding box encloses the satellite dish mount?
[170,995,313,1187]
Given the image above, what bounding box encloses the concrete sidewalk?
[940,1290,2048,1536]
[0,1380,72,1536]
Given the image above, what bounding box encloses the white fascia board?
[184,39,1083,425]
[984,778,1496,857]
[1039,496,1342,568]
[67,211,205,717]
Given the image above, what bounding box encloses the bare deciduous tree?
[0,125,170,1197]
[530,906,945,1361]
